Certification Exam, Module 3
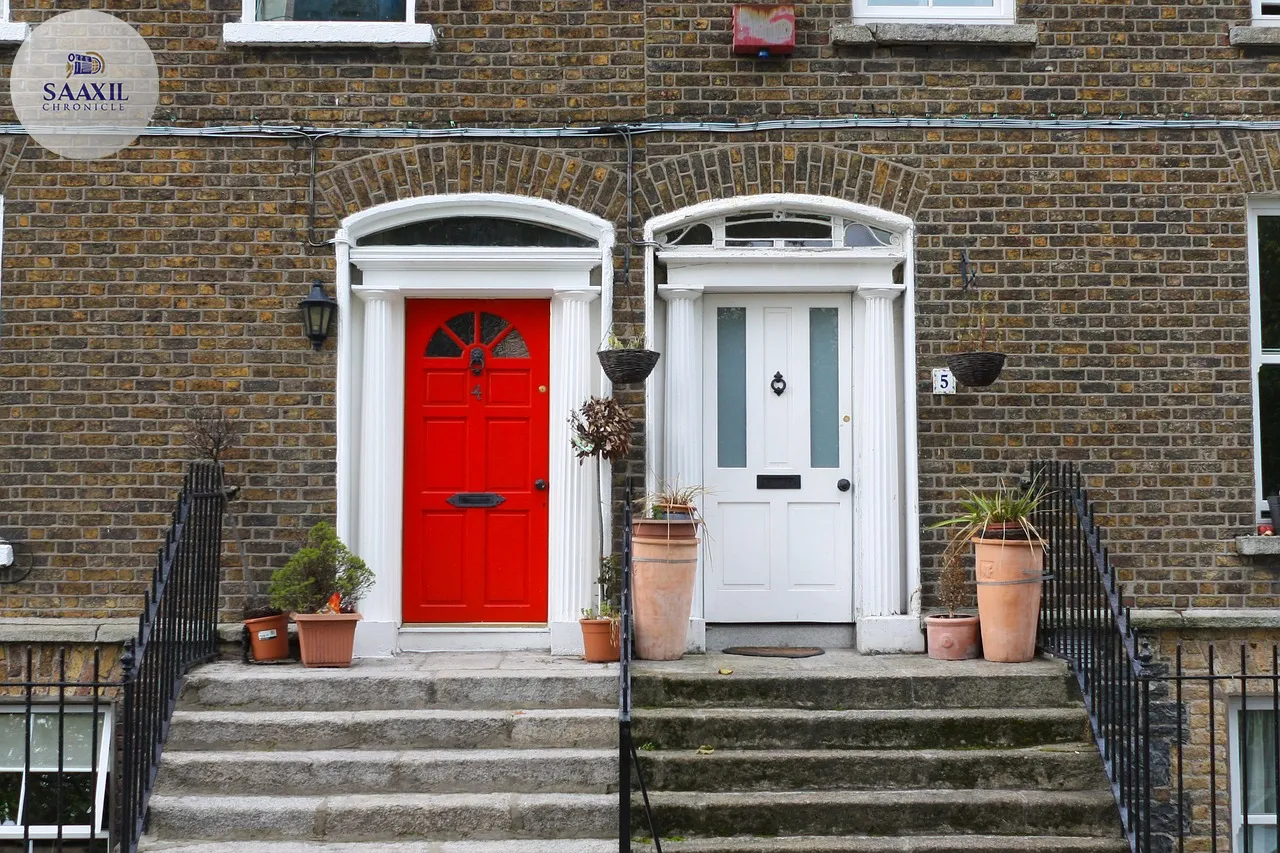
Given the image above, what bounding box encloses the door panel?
[403,299,550,624]
[703,294,853,623]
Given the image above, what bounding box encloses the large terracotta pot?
[244,613,290,662]
[632,517,699,540]
[580,618,621,663]
[632,533,699,661]
[292,612,362,667]
[925,614,980,661]
[973,537,1044,663]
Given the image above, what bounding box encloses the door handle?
[534,479,548,491]
[837,479,851,492]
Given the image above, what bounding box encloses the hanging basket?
[947,351,1006,387]
[597,348,661,384]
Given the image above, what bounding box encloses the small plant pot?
[243,613,290,662]
[597,349,661,384]
[947,351,1006,387]
[580,618,621,663]
[292,612,362,668]
[925,614,980,661]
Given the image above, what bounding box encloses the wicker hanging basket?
[597,348,661,384]
[947,351,1006,387]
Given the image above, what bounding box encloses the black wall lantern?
[299,280,338,350]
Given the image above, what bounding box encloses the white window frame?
[852,0,1015,25]
[0,705,113,850]
[1248,199,1280,515]
[0,0,29,45]
[1253,0,1280,27]
[1229,698,1280,852]
[222,0,435,46]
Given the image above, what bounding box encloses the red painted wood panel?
[403,299,551,624]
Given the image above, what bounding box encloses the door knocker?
[469,347,485,376]
[770,372,787,396]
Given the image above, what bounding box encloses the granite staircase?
[628,654,1128,852]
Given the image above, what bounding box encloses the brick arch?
[316,143,626,225]
[1220,129,1280,196]
[633,143,930,223]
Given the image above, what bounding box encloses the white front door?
[701,294,854,623]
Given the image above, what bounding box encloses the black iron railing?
[1034,460,1280,853]
[119,460,225,852]
[619,484,661,853]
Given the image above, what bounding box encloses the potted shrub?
[923,545,979,661]
[596,330,660,385]
[268,522,374,668]
[930,476,1047,663]
[946,289,1006,388]
[630,483,704,661]
[242,601,290,662]
[580,602,622,663]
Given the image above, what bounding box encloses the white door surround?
[642,194,924,655]
[334,194,617,656]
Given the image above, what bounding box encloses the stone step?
[145,792,618,842]
[631,657,1076,710]
[633,837,1132,852]
[640,789,1121,839]
[139,840,620,853]
[180,662,616,711]
[166,708,617,751]
[638,744,1108,792]
[631,707,1091,751]
[154,748,617,796]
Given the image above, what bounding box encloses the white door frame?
[642,194,924,654]
[334,194,616,656]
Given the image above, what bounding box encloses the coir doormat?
[722,646,824,659]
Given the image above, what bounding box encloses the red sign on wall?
[732,4,796,57]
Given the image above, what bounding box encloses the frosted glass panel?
[30,714,101,771]
[0,715,25,770]
[717,307,747,469]
[809,308,839,468]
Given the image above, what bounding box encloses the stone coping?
[1131,608,1280,630]
[831,22,1039,47]
[1231,26,1280,46]
[0,618,135,645]
[1237,535,1280,556]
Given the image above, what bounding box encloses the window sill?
[1231,25,1280,46]
[0,21,30,44]
[1237,534,1280,556]
[831,22,1038,47]
[1131,607,1280,630]
[223,21,436,47]
[0,617,134,644]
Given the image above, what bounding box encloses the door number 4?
[932,368,956,395]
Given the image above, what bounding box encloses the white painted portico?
[643,194,924,654]
[333,194,616,657]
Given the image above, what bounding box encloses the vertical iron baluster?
[1210,643,1218,853]
[23,647,32,849]
[89,648,99,845]
[1142,674,1151,852]
[56,648,65,852]
[1244,644,1252,853]
[1273,646,1279,853]
[1177,644,1184,853]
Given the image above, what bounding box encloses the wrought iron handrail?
[119,461,225,852]
[619,484,661,852]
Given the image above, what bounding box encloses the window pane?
[30,714,101,772]
[22,772,95,826]
[1261,365,1280,501]
[492,329,529,358]
[661,223,713,246]
[480,313,508,345]
[359,217,596,248]
[0,716,25,771]
[445,313,475,346]
[844,223,894,248]
[1263,2,1280,16]
[867,0,927,7]
[724,219,832,246]
[1247,825,1279,853]
[810,308,840,468]
[932,0,994,6]
[257,0,405,22]
[717,307,747,469]
[1261,217,1280,351]
[0,771,18,825]
[1242,709,1279,815]
[426,329,463,358]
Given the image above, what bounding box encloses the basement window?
[0,708,112,852]
[222,0,436,46]
[853,0,1015,25]
[1230,702,1280,852]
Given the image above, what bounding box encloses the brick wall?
[1,0,1279,619]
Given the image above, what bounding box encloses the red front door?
[403,300,551,624]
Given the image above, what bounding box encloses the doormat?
[722,646,824,659]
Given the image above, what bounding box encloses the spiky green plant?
[269,522,373,614]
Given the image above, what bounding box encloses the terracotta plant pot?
[632,517,699,540]
[925,614,980,661]
[632,533,699,661]
[243,613,290,662]
[580,618,621,663]
[973,537,1045,663]
[292,612,362,668]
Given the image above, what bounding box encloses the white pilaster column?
[660,286,706,652]
[353,288,404,658]
[549,289,600,655]
[854,285,921,653]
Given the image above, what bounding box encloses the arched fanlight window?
[359,216,597,248]
[425,311,530,359]
[658,209,898,250]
